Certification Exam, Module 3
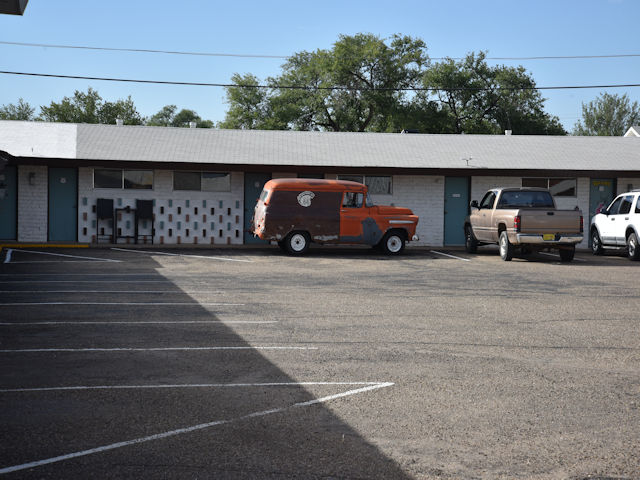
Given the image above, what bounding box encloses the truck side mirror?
[470,200,479,209]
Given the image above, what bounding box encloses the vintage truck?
[251,178,419,255]
[464,187,583,262]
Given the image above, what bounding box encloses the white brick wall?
[17,165,48,242]
[617,178,639,194]
[369,175,444,246]
[78,168,244,245]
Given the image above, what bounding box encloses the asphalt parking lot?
[0,245,638,479]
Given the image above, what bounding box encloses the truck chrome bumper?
[515,234,583,244]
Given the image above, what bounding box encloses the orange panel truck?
[251,178,419,255]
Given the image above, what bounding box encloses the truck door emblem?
[297,191,315,207]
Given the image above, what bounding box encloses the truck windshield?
[497,191,554,208]
[366,193,374,207]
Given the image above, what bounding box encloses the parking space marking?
[0,280,172,284]
[0,382,393,474]
[0,320,277,325]
[538,252,587,262]
[0,381,386,393]
[430,250,471,262]
[0,290,225,294]
[3,249,12,263]
[112,247,253,263]
[0,302,244,306]
[6,249,122,263]
[0,346,317,353]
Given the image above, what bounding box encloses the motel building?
[1,120,639,249]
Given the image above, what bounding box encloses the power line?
[1,70,640,92]
[1,40,640,61]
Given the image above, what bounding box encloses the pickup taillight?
[580,215,584,233]
[514,215,521,233]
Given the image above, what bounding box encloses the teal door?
[48,167,78,242]
[444,177,470,245]
[589,178,615,247]
[0,166,17,240]
[244,172,271,244]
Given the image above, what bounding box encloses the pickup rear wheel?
[559,246,575,262]
[591,229,604,255]
[464,225,478,253]
[499,231,514,261]
[627,232,640,261]
[285,231,310,256]
[381,232,405,255]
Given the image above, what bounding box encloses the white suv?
[590,190,640,260]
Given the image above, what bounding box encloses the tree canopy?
[221,35,565,135]
[0,98,35,121]
[147,104,213,128]
[573,92,640,136]
[39,88,144,125]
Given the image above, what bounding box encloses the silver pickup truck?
[464,188,584,262]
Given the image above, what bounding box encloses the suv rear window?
[497,191,554,208]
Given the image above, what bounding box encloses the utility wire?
[2,70,639,92]
[1,40,640,61]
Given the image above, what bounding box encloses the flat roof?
[1,120,639,173]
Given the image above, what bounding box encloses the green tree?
[423,52,565,135]
[573,92,640,136]
[0,98,36,121]
[39,88,143,125]
[221,33,429,132]
[147,104,213,128]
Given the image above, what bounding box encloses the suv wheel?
[591,229,604,255]
[627,232,640,261]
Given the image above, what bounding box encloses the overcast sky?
[1,0,638,132]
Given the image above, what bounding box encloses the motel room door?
[444,177,470,246]
[48,167,78,242]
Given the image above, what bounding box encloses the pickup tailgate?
[519,209,582,233]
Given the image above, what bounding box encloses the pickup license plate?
[543,234,555,241]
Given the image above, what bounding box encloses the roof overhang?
[0,0,28,15]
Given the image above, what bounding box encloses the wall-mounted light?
[28,172,36,185]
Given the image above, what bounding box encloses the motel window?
[94,169,153,189]
[173,171,231,192]
[338,175,392,195]
[522,178,576,197]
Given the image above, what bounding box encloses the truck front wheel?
[499,231,514,261]
[381,232,405,255]
[464,225,478,253]
[285,231,310,255]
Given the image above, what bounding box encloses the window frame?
[173,171,231,192]
[94,168,154,190]
[521,177,577,197]
[337,174,392,195]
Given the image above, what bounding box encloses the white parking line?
[0,382,393,474]
[430,250,471,262]
[112,247,253,263]
[3,248,12,263]
[0,320,277,325]
[538,252,587,262]
[0,381,386,393]
[0,302,244,306]
[0,290,225,294]
[7,249,122,263]
[0,346,317,353]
